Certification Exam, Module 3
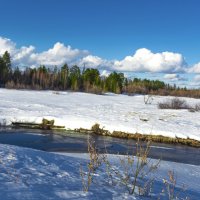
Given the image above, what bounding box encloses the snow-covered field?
[0,88,200,141]
[0,89,199,199]
[0,144,199,200]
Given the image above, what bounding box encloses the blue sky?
[0,0,200,87]
[1,0,200,63]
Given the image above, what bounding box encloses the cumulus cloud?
[0,36,88,68]
[164,73,187,81]
[0,37,35,66]
[194,75,200,82]
[1,36,200,77]
[78,55,104,68]
[13,46,35,66]
[0,37,16,55]
[164,74,179,80]
[100,70,110,77]
[29,42,88,67]
[113,48,187,73]
[187,75,200,88]
[188,63,200,73]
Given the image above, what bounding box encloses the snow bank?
[0,88,200,141]
[0,144,199,199]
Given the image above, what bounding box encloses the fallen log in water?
[12,119,65,130]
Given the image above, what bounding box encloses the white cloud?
[13,46,35,66]
[29,42,88,67]
[78,55,104,68]
[164,73,188,84]
[188,75,200,88]
[100,70,110,77]
[194,75,200,82]
[1,36,200,79]
[0,37,88,68]
[164,74,179,80]
[0,37,36,67]
[163,73,187,82]
[0,37,16,55]
[188,63,200,73]
[113,48,187,73]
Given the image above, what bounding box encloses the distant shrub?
[144,95,154,105]
[52,91,60,95]
[91,123,109,136]
[194,103,200,111]
[91,123,101,134]
[85,85,103,95]
[158,98,190,110]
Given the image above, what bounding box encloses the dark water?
[0,128,199,165]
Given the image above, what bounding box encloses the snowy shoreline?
[0,143,199,199]
[0,88,200,141]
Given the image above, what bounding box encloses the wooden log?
[12,119,65,130]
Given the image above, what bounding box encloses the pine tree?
[61,64,69,90]
[0,51,12,85]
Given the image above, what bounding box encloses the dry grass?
[158,98,190,110]
[104,140,160,195]
[80,137,190,199]
[160,171,189,200]
[80,137,160,196]
[74,124,200,148]
[80,136,105,192]
[158,98,200,113]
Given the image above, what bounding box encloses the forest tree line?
[1,51,200,98]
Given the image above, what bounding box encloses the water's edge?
[0,128,199,165]
[9,122,200,148]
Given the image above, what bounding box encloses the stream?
[0,128,199,165]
